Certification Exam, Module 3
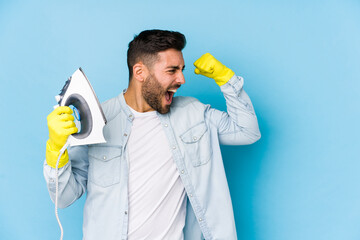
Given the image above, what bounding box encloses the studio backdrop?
[0,0,359,239]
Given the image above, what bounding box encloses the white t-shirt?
[127,107,187,240]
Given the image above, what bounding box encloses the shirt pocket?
[180,122,212,167]
[88,145,122,187]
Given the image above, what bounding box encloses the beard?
[141,74,179,114]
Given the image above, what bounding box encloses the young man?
[44,30,261,240]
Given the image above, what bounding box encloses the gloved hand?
[46,106,78,168]
[193,53,235,86]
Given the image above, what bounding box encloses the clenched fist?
[193,53,235,86]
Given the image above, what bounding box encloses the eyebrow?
[166,65,186,71]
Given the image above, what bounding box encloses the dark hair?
[127,29,186,80]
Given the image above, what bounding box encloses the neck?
[124,81,154,113]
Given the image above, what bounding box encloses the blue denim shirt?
[44,75,261,240]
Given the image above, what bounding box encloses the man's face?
[141,49,185,114]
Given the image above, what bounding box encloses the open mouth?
[165,89,177,104]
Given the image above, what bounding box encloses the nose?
[176,72,185,85]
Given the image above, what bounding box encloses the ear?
[132,62,149,82]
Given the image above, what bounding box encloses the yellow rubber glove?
[46,106,78,168]
[193,53,235,86]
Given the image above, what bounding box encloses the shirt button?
[164,123,168,127]
[129,114,133,118]
[181,170,184,174]
[189,194,193,197]
[124,211,128,215]
[172,146,176,149]
[193,136,197,141]
[124,133,127,137]
[199,218,202,222]
[103,156,106,160]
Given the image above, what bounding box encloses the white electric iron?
[55,68,107,146]
[53,68,107,240]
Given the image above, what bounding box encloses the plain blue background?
[0,0,359,239]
